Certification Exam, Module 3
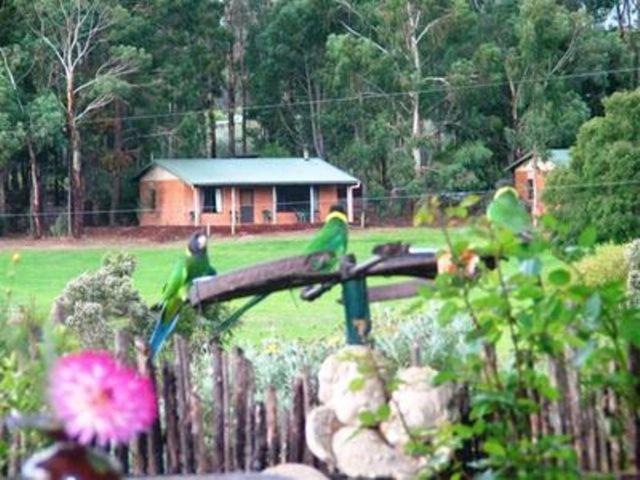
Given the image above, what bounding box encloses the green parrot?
[149,231,217,357]
[220,204,350,329]
[486,186,531,235]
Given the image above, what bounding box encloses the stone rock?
[305,406,341,464]
[262,463,329,480]
[317,346,388,425]
[332,426,420,479]
[380,366,455,447]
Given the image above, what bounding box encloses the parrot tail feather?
[219,293,268,333]
[149,313,180,359]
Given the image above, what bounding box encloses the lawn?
[0,227,468,343]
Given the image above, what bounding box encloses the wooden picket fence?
[2,333,639,478]
[115,332,322,476]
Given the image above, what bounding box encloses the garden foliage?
[390,196,640,478]
[55,253,149,348]
[544,90,640,243]
[0,253,72,471]
[575,243,629,287]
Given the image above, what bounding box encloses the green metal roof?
[140,157,360,186]
[549,149,571,167]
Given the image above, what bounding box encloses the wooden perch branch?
[188,251,440,306]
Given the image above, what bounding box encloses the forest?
[0,0,637,237]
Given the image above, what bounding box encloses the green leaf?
[445,205,468,219]
[583,293,602,326]
[620,316,640,348]
[578,225,598,248]
[433,370,457,385]
[483,439,506,457]
[548,269,571,286]
[461,194,481,208]
[358,410,377,427]
[349,377,365,392]
[452,424,474,439]
[376,403,391,421]
[438,301,459,326]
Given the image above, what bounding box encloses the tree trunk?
[226,0,237,157]
[239,11,248,155]
[66,72,83,238]
[109,177,121,227]
[241,83,247,155]
[406,1,423,175]
[27,137,43,238]
[109,100,124,227]
[0,168,6,234]
[70,126,83,238]
[304,60,324,158]
[209,108,218,158]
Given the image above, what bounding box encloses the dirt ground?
[0,226,322,249]
[0,224,419,250]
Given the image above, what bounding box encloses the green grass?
[0,227,467,343]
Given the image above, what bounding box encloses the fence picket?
[174,336,195,473]
[211,343,225,472]
[6,329,640,478]
[114,330,133,473]
[265,385,280,467]
[135,338,163,475]
[162,361,180,474]
[289,376,305,463]
[232,347,248,471]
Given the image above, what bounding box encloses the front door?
[239,188,254,224]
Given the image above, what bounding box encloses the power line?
[1,179,639,219]
[78,66,640,125]
[0,65,636,134]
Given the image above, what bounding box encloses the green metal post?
[340,255,371,345]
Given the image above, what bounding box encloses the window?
[276,185,310,213]
[202,187,222,213]
[143,186,156,211]
[527,179,534,201]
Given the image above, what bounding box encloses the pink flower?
[49,351,157,446]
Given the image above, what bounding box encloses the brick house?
[136,157,361,229]
[507,149,570,216]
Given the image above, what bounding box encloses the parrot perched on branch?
[149,231,217,358]
[220,204,350,330]
[486,186,531,236]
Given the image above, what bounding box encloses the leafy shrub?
[193,307,475,406]
[409,195,640,478]
[627,239,640,306]
[55,252,149,348]
[0,257,72,471]
[544,90,640,243]
[372,308,477,370]
[575,243,628,286]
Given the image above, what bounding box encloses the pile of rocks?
[305,346,457,479]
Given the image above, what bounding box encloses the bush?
[544,90,640,243]
[192,307,475,406]
[55,252,149,348]
[627,239,640,306]
[372,308,477,370]
[0,257,73,470]
[575,243,628,287]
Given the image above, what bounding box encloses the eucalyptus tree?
[21,0,147,236]
[247,0,343,157]
[0,45,62,237]
[335,0,467,175]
